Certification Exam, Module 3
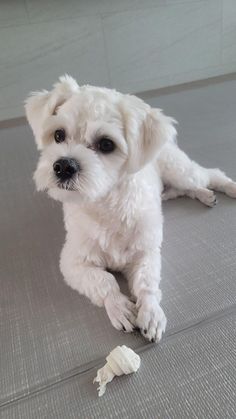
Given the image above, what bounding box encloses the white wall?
[0,0,236,120]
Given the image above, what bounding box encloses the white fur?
[25,75,236,342]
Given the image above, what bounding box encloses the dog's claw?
[105,292,137,333]
[136,295,167,343]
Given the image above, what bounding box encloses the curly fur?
[25,75,236,342]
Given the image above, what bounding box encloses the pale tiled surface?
[25,0,101,22]
[103,0,221,92]
[0,0,29,29]
[0,16,109,120]
[0,0,236,120]
[25,0,166,21]
[222,0,236,64]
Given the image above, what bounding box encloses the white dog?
[25,75,236,342]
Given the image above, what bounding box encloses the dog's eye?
[54,129,66,143]
[96,137,115,153]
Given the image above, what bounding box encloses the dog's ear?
[25,75,79,149]
[121,96,177,173]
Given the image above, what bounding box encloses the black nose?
[53,158,79,181]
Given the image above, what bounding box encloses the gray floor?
[1,79,236,418]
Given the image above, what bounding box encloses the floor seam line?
[1,302,236,411]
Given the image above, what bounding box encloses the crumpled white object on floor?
[93,345,141,397]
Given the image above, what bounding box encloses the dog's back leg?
[162,185,217,207]
[207,168,236,198]
[158,142,236,206]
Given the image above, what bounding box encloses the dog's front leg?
[60,244,136,332]
[126,249,166,342]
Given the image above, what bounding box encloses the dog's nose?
[53,158,79,180]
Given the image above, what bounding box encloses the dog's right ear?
[25,75,79,149]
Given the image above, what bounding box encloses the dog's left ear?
[121,95,177,173]
[25,75,79,149]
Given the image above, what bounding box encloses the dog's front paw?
[104,292,137,333]
[136,293,167,342]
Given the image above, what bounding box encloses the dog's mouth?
[57,181,77,191]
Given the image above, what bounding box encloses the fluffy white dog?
[25,75,236,342]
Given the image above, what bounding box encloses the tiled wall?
[0,0,236,120]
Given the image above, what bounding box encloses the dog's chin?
[48,186,86,204]
[47,183,110,205]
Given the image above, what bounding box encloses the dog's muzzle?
[53,158,79,182]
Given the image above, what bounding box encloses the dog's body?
[25,76,236,342]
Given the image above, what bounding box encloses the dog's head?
[25,75,176,204]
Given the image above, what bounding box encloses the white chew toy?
[93,345,141,397]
